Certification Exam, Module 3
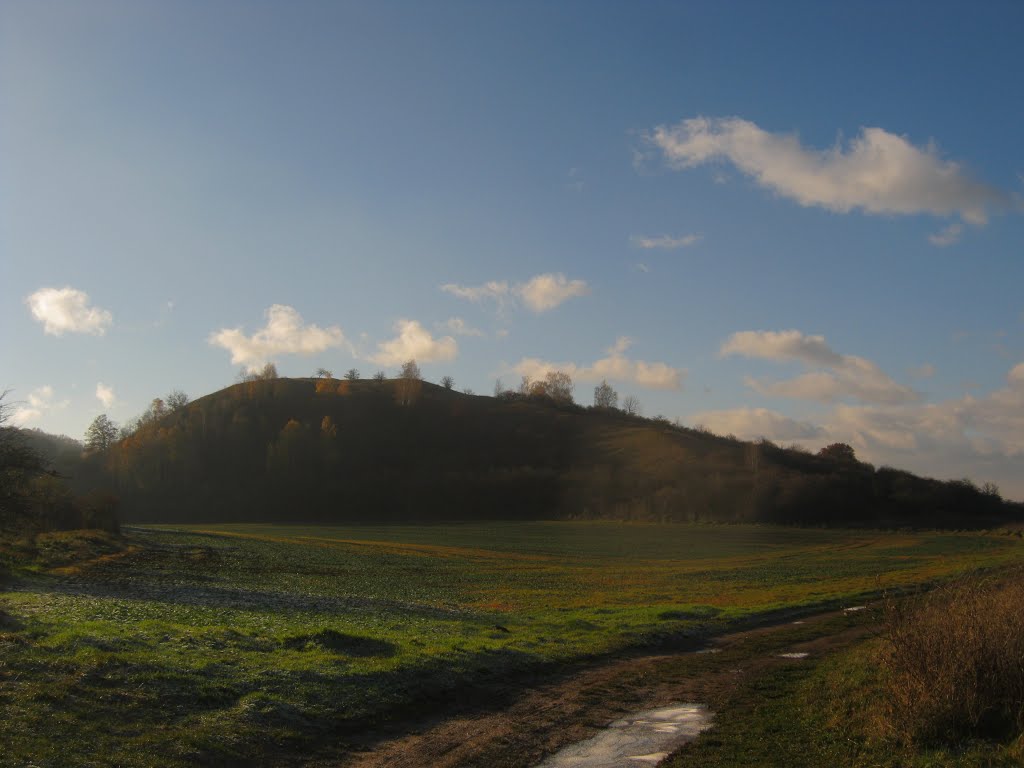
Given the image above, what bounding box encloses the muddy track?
[309,607,878,768]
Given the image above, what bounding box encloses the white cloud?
[440,280,509,305]
[514,273,589,313]
[440,317,484,337]
[722,329,918,405]
[95,382,115,408]
[645,116,1005,225]
[441,273,589,314]
[370,320,457,366]
[25,287,113,336]
[513,337,684,391]
[721,329,844,367]
[11,385,69,426]
[690,362,1024,500]
[208,304,345,370]
[631,234,702,250]
[929,222,964,247]
[1009,362,1024,388]
[690,407,825,441]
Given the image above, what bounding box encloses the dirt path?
[317,608,878,768]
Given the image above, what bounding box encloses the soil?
[315,608,878,768]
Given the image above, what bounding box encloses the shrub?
[879,573,1024,745]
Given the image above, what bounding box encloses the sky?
[3,1,1024,497]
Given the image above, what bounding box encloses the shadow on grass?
[9,572,468,621]
[283,629,398,657]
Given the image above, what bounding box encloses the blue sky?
[4,1,1024,497]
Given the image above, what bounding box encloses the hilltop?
[64,376,1021,529]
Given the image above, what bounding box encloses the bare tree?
[372,370,386,382]
[400,360,422,380]
[593,379,618,409]
[238,362,279,382]
[166,390,189,412]
[441,375,455,390]
[344,368,360,381]
[315,367,333,379]
[396,360,422,406]
[622,394,642,416]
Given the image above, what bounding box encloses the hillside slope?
[76,378,1021,527]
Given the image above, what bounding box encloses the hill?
[73,377,1022,528]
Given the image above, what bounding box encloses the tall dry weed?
[879,572,1024,745]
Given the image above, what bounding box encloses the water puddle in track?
[535,703,712,767]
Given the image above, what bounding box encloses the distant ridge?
[73,377,1023,528]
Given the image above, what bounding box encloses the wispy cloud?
[370,320,457,366]
[630,233,702,250]
[442,273,589,314]
[928,222,964,247]
[440,280,509,305]
[909,363,936,379]
[208,305,345,371]
[11,385,69,426]
[721,329,918,405]
[513,337,684,391]
[690,407,825,441]
[439,317,484,337]
[25,287,113,336]
[514,273,589,312]
[95,383,116,408]
[645,116,1005,226]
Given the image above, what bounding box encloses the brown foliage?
[879,573,1024,745]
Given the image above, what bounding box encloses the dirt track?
[318,608,877,768]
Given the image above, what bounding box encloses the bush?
[879,573,1024,745]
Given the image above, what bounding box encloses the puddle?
[695,647,721,654]
[843,606,866,613]
[791,620,805,625]
[778,652,809,659]
[535,704,712,767]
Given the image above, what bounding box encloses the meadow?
[1,522,1022,766]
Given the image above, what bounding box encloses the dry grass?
[879,571,1024,746]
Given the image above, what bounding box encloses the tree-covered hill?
[63,376,1023,529]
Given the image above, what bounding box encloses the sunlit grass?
[1,522,1021,766]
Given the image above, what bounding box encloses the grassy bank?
[669,571,1024,768]
[1,522,1021,766]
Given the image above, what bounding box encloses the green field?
[1,522,1022,766]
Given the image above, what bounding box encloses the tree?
[441,375,455,390]
[166,390,189,412]
[544,371,574,404]
[1,392,49,526]
[142,398,167,425]
[315,367,333,379]
[622,394,642,416]
[396,360,422,406]
[237,362,278,382]
[593,379,618,409]
[344,368,360,381]
[85,414,118,453]
[400,360,422,380]
[818,443,856,462]
[372,370,387,382]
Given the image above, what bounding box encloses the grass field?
[1,522,1022,766]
